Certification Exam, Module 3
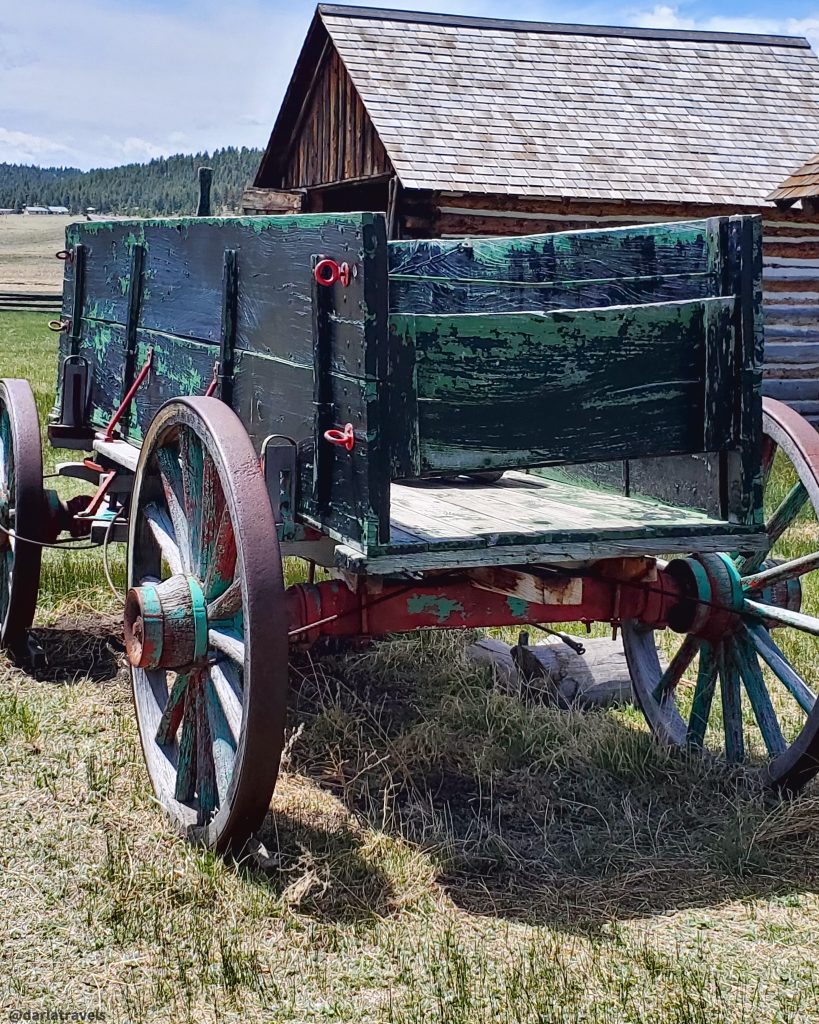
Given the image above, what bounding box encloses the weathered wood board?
[389,219,722,315]
[59,213,390,549]
[390,296,737,474]
[330,471,766,574]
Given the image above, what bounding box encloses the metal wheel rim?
[128,396,288,851]
[624,398,819,792]
[0,379,43,654]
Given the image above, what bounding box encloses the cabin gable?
[255,20,392,193]
[281,48,391,189]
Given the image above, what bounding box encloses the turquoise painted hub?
[124,574,209,670]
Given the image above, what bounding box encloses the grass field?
[3,311,819,1022]
[0,216,78,294]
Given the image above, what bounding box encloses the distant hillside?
[0,147,263,216]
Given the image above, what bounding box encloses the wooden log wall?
[399,192,819,423]
[280,48,392,189]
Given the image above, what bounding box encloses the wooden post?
[197,167,213,217]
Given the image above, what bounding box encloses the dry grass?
[0,215,81,293]
[2,311,819,1021]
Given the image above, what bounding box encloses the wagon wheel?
[126,397,288,851]
[623,397,819,792]
[0,379,43,656]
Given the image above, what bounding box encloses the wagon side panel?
[57,213,391,551]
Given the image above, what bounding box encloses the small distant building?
[23,206,49,215]
[0,209,15,215]
[47,205,70,214]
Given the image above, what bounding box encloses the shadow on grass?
[27,616,123,683]
[249,808,400,923]
[282,634,819,933]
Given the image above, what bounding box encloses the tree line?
[0,147,263,215]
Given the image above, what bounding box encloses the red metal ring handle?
[323,423,355,451]
[314,259,351,288]
[55,249,74,262]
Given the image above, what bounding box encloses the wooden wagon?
[4,210,819,851]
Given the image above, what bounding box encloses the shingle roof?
[314,4,819,206]
[768,151,819,201]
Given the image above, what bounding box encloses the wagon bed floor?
[334,470,767,574]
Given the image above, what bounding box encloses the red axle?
[285,567,682,642]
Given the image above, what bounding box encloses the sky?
[2,0,819,170]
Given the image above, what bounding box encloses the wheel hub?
[665,552,802,640]
[124,574,208,669]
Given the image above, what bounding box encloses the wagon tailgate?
[58,213,391,550]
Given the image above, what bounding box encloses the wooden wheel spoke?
[174,685,198,802]
[179,429,205,563]
[208,626,245,666]
[209,662,243,741]
[651,634,699,703]
[144,503,185,576]
[206,578,242,622]
[738,479,810,577]
[761,436,777,491]
[719,642,745,763]
[195,684,217,821]
[733,630,787,757]
[742,551,819,593]
[156,446,192,573]
[746,622,816,714]
[155,671,194,746]
[687,642,719,748]
[744,598,819,638]
[202,505,237,602]
[766,480,809,547]
[0,412,9,492]
[0,561,9,620]
[205,674,238,804]
[198,453,226,581]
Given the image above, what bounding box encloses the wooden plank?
[389,220,720,315]
[703,296,736,451]
[383,471,765,555]
[240,188,304,214]
[81,322,217,441]
[335,528,766,575]
[390,273,717,316]
[391,296,735,474]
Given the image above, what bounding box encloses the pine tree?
[0,148,263,215]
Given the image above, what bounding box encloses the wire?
[0,520,100,552]
[102,511,126,606]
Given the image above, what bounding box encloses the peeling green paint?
[406,594,465,623]
[506,596,530,619]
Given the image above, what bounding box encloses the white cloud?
[0,126,71,165]
[633,5,695,29]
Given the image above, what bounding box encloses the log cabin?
[246,4,819,420]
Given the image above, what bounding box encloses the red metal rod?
[286,569,683,642]
[102,348,153,442]
[76,470,117,519]
[204,361,219,398]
